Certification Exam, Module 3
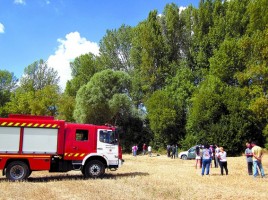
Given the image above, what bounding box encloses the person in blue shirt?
[201,144,212,176]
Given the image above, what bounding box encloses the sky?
[0,0,199,90]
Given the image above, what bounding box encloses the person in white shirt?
[218,147,228,175]
[214,145,220,168]
[148,146,152,157]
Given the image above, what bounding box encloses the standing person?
[132,145,135,156]
[133,144,138,157]
[148,145,152,157]
[200,146,203,168]
[143,143,147,155]
[214,145,220,168]
[251,141,265,178]
[245,142,253,175]
[195,146,201,169]
[201,144,212,176]
[209,145,214,168]
[175,144,178,158]
[218,147,228,175]
[167,145,171,157]
[171,145,176,159]
[213,145,217,168]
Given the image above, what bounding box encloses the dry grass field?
[0,153,267,200]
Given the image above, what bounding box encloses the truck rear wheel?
[6,161,29,181]
[84,160,105,178]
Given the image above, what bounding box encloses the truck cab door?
[65,128,92,160]
[97,129,119,166]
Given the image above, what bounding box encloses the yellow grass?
[0,154,267,200]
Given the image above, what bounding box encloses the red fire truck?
[0,114,123,181]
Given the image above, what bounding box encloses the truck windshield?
[99,130,118,144]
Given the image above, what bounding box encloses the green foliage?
[162,3,184,63]
[57,94,76,122]
[108,93,132,124]
[0,70,18,117]
[29,85,60,116]
[99,24,133,73]
[186,76,262,155]
[5,85,60,116]
[5,88,33,114]
[66,53,102,97]
[131,10,169,97]
[247,0,268,33]
[74,69,131,125]
[20,59,59,92]
[145,90,177,147]
[224,0,249,38]
[119,116,153,153]
[5,60,60,116]
[209,38,246,85]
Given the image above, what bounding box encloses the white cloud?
[14,0,26,5]
[179,6,186,14]
[0,23,4,33]
[47,31,99,91]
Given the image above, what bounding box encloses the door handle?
[73,146,78,149]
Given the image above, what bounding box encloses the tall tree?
[186,75,261,154]
[5,88,33,115]
[65,53,102,97]
[99,24,133,73]
[131,10,168,98]
[162,3,184,64]
[145,89,177,147]
[192,0,214,73]
[20,59,59,92]
[74,69,131,125]
[246,0,268,34]
[57,94,76,122]
[30,85,60,116]
[6,59,60,116]
[224,0,249,38]
[0,70,18,116]
[235,27,268,147]
[209,38,246,85]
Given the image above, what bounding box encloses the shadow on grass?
[0,172,149,182]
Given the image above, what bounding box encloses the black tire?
[81,167,85,175]
[84,160,105,178]
[6,161,29,181]
[181,155,187,160]
[28,170,32,177]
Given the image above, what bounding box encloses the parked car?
[179,145,202,160]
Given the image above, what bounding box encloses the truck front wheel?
[6,161,29,181]
[84,160,105,178]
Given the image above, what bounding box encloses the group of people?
[196,144,228,176]
[196,141,265,178]
[167,144,178,159]
[132,143,152,157]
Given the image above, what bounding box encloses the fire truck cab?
[0,114,123,181]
